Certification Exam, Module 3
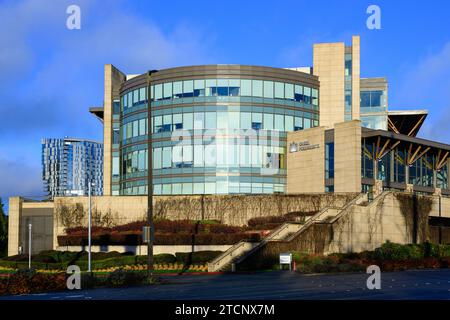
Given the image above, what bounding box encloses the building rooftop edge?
[41,137,103,145]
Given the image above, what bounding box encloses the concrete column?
[405,162,410,185]
[103,64,126,195]
[8,197,22,256]
[351,35,360,121]
[334,120,362,193]
[313,42,345,128]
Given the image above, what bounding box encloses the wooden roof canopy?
[387,110,428,137]
[362,128,450,169]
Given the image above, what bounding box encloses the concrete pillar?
[351,35,360,121]
[8,197,22,256]
[313,41,345,128]
[334,120,362,193]
[103,64,126,196]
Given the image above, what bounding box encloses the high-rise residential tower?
[41,138,103,197]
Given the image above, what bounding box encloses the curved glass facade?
[118,69,319,196]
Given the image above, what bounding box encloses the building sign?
[279,253,292,264]
[289,141,320,153]
[279,252,293,271]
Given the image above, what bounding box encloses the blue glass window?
[193,79,205,97]
[360,91,371,108]
[183,80,194,97]
[325,142,334,179]
[294,85,303,102]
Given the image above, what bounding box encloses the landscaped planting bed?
[0,250,222,272]
[292,241,450,273]
[58,219,263,246]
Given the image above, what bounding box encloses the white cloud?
[0,158,44,207]
[395,42,450,143]
[22,2,218,136]
[0,0,217,204]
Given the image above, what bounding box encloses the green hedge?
[175,251,223,264]
[58,232,261,246]
[361,241,450,261]
[0,250,222,270]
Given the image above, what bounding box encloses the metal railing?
[208,221,303,272]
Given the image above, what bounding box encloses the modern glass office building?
[89,35,446,197]
[41,138,103,197]
[113,66,319,196]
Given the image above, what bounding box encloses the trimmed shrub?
[31,273,66,292]
[107,269,146,287]
[175,251,223,264]
[0,278,8,295]
[247,216,286,227]
[80,273,107,289]
[154,254,177,264]
[59,231,260,246]
[0,270,66,296]
[207,224,242,234]
[65,219,245,236]
[247,212,312,229]
[372,241,424,261]
[249,223,284,231]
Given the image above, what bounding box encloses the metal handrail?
[233,222,304,265]
[208,240,249,267]
[210,221,302,270]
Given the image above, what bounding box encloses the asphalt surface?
[1,269,450,300]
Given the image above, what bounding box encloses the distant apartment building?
[41,138,103,197]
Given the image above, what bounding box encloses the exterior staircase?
[231,192,370,270]
[208,192,379,272]
[207,221,303,272]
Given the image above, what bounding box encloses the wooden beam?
[413,147,431,164]
[407,115,425,136]
[379,140,401,160]
[377,139,391,160]
[408,145,422,165]
[407,143,413,164]
[388,118,400,134]
[437,151,449,170]
[435,149,442,170]
[375,137,381,159]
[364,146,373,160]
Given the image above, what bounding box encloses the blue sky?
[1,0,450,213]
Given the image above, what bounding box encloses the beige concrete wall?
[286,127,326,193]
[327,192,450,254]
[50,194,356,248]
[103,64,126,196]
[9,193,361,255]
[7,197,21,256]
[8,198,54,256]
[53,195,147,249]
[313,42,345,128]
[334,120,362,193]
[351,35,360,120]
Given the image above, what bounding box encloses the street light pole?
[28,223,32,269]
[147,71,155,278]
[88,181,92,272]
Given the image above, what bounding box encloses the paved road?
[1,269,450,300]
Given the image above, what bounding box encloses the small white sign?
[279,252,292,264]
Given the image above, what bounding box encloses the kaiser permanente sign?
[289,141,320,153]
